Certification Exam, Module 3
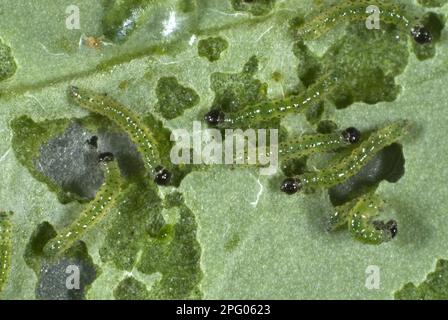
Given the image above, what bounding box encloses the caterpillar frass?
[69,86,171,186]
[296,0,432,45]
[348,193,397,244]
[0,211,13,293]
[204,74,337,128]
[278,127,361,162]
[281,120,410,194]
[43,153,121,258]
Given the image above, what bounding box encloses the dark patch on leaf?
[24,222,57,273]
[395,259,448,299]
[329,143,405,206]
[114,276,149,300]
[36,241,98,300]
[198,36,229,62]
[99,180,163,271]
[156,76,200,120]
[0,38,16,81]
[316,120,338,134]
[208,55,269,129]
[137,192,202,299]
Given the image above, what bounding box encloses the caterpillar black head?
[280,178,301,195]
[204,110,225,126]
[342,127,361,144]
[411,26,432,44]
[99,152,114,163]
[154,166,171,186]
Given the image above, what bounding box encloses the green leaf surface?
[0,0,447,299]
[395,260,448,299]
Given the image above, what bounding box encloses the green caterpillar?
[0,211,12,293]
[205,74,337,128]
[278,127,361,162]
[349,194,397,244]
[281,120,410,194]
[43,153,121,258]
[296,0,432,44]
[69,86,171,186]
[237,127,361,166]
[328,193,397,244]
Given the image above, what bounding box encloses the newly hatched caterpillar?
[348,193,397,244]
[239,127,361,166]
[281,120,410,194]
[327,194,397,244]
[296,0,432,44]
[278,127,361,162]
[205,74,337,128]
[69,86,171,185]
[43,153,121,258]
[0,211,12,293]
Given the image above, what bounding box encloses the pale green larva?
[0,211,12,293]
[279,127,361,162]
[327,194,397,244]
[204,74,337,128]
[296,0,432,45]
[69,86,171,186]
[348,193,397,245]
[281,120,410,194]
[43,153,121,258]
[240,127,361,166]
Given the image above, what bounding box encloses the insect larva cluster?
[41,85,179,258]
[198,1,424,244]
[296,0,433,45]
[280,120,410,194]
[21,0,429,271]
[69,86,171,186]
[43,153,121,258]
[278,120,407,245]
[0,211,13,293]
[327,193,398,245]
